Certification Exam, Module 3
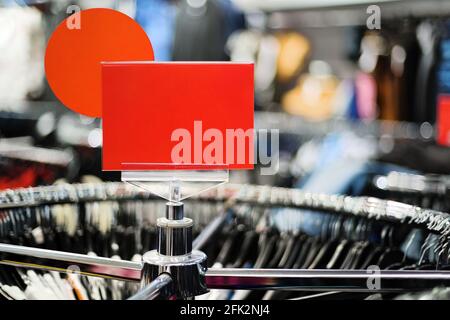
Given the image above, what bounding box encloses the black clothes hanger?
[215,228,244,267]
[276,233,298,269]
[301,237,323,269]
[254,232,279,269]
[292,236,313,269]
[376,226,404,269]
[231,230,259,268]
[284,234,306,269]
[327,239,352,269]
[308,238,339,269]
[267,233,288,268]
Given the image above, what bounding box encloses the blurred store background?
[0,0,450,196]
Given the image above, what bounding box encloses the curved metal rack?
[1,182,449,235]
[374,172,450,195]
[1,182,450,299]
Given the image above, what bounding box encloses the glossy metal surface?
[3,243,450,293]
[205,268,450,292]
[141,250,208,299]
[157,217,193,256]
[128,273,174,300]
[1,182,449,237]
[0,182,153,210]
[375,172,450,195]
[166,201,184,220]
[158,225,193,256]
[0,243,141,281]
[139,200,208,299]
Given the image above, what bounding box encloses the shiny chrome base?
[141,250,208,299]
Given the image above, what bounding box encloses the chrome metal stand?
[119,170,228,300]
[128,274,174,300]
[140,200,208,299]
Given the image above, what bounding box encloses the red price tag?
[437,95,450,147]
[102,62,254,171]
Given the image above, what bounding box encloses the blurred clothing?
[378,139,450,174]
[135,0,176,61]
[0,6,45,104]
[172,0,226,61]
[172,0,244,61]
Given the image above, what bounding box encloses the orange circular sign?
[45,8,154,117]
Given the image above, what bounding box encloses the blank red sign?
[438,95,450,147]
[102,62,254,171]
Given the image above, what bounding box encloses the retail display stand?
[121,168,228,299]
[102,61,254,299]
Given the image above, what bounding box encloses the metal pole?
[128,274,173,300]
[0,243,141,281]
[205,268,450,292]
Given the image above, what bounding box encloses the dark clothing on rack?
[378,139,450,174]
[172,0,228,61]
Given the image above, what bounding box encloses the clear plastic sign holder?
[120,164,229,202]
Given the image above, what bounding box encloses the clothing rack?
[0,182,231,209]
[1,182,450,235]
[0,183,151,209]
[255,111,435,140]
[374,172,450,195]
[1,182,450,298]
[237,0,450,29]
[220,184,450,236]
[0,138,73,167]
